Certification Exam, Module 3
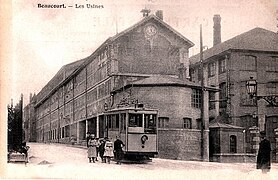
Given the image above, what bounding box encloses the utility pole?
[200,24,205,161]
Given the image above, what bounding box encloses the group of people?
[87,131,272,171]
[86,132,125,164]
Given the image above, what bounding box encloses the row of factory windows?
[38,125,72,141]
[40,53,111,111]
[192,55,278,81]
[37,79,112,118]
[158,117,202,130]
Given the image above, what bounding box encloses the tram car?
[103,105,158,161]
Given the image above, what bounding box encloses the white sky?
[6,0,278,105]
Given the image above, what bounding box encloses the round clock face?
[145,25,157,36]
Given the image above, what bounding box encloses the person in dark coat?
[86,132,91,148]
[257,131,271,173]
[95,138,100,161]
[99,139,106,163]
[114,136,125,164]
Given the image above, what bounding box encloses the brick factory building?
[189,15,278,162]
[24,12,218,161]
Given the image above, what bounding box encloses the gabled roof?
[190,27,278,64]
[35,14,194,106]
[35,59,86,106]
[209,122,244,129]
[110,14,194,47]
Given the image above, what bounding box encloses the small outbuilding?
[209,122,255,163]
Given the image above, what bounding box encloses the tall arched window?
[230,135,237,153]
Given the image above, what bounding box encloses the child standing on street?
[87,134,98,163]
[103,139,114,164]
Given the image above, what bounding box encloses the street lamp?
[246,77,278,107]
[246,77,257,98]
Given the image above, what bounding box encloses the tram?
[103,104,158,161]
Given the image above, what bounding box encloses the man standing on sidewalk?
[257,131,271,173]
[114,136,125,164]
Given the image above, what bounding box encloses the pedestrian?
[103,138,114,164]
[257,131,271,173]
[99,139,106,163]
[114,136,125,164]
[96,138,101,161]
[87,134,98,163]
[20,142,29,163]
[70,135,76,145]
[86,132,91,148]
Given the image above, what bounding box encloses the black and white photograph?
[1,0,278,179]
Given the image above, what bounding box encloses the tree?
[7,95,23,151]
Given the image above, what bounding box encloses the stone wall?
[212,153,256,163]
[158,129,208,161]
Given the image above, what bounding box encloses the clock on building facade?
[144,24,157,37]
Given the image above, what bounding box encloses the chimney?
[213,14,221,46]
[178,64,187,80]
[155,10,163,20]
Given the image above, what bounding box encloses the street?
[2,142,278,179]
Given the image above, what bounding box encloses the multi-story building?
[28,11,219,161]
[189,15,278,161]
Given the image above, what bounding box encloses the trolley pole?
[200,24,205,161]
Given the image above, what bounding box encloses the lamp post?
[200,24,206,161]
[246,77,278,107]
[243,129,246,163]
[246,77,278,132]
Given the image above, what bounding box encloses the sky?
[3,0,278,106]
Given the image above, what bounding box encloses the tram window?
[144,114,157,133]
[112,114,119,129]
[120,113,126,132]
[129,114,143,127]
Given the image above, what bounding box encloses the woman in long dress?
[103,140,114,164]
[87,136,98,163]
